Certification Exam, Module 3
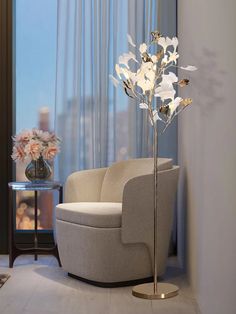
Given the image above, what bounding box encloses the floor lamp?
[111,31,196,299]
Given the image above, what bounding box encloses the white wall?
[178,1,236,314]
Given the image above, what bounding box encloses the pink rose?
[42,144,59,160]
[24,140,42,160]
[13,130,33,145]
[11,145,26,162]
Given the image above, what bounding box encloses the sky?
[16,0,57,132]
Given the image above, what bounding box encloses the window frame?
[0,0,13,253]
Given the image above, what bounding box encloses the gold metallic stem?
[153,123,158,294]
[132,117,179,300]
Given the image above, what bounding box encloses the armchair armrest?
[121,166,179,272]
[65,167,107,202]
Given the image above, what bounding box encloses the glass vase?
[25,156,52,182]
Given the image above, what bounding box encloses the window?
[15,0,57,230]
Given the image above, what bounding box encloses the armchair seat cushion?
[56,202,122,228]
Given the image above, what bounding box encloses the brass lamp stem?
[132,117,179,300]
[153,123,158,294]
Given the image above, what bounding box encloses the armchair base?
[68,272,153,288]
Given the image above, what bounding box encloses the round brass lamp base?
[132,282,179,300]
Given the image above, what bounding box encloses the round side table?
[8,181,63,268]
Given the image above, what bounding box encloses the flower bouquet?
[11,128,60,181]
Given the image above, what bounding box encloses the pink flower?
[13,130,33,145]
[41,131,51,142]
[32,129,50,142]
[24,140,42,160]
[42,144,60,160]
[49,132,59,143]
[11,145,26,162]
[11,129,60,162]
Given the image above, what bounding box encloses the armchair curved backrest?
[100,158,172,202]
[65,158,173,203]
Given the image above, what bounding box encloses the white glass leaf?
[115,64,122,79]
[172,37,178,52]
[155,73,177,101]
[168,97,183,117]
[127,33,136,47]
[180,65,197,71]
[139,103,149,110]
[151,55,158,63]
[118,52,137,69]
[139,43,147,54]
[115,64,130,80]
[155,89,176,100]
[120,67,130,79]
[162,55,168,63]
[168,51,179,64]
[164,72,178,83]
[158,37,172,53]
[109,74,119,87]
[153,110,161,123]
[145,70,155,82]
[137,78,154,94]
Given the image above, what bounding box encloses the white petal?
[162,55,168,63]
[151,55,158,63]
[120,67,130,79]
[172,37,178,51]
[118,51,137,69]
[155,88,176,100]
[166,72,178,83]
[116,64,130,80]
[139,103,149,110]
[158,37,168,53]
[139,43,147,54]
[168,51,179,64]
[180,65,197,71]
[137,78,153,94]
[127,33,136,47]
[174,96,183,104]
[145,70,155,82]
[115,64,122,79]
[153,110,161,123]
[155,73,177,101]
[109,74,119,87]
[168,97,183,116]
[166,37,172,46]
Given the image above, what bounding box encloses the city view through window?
[15,0,57,230]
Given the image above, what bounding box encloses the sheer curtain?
[55,0,159,182]
[55,0,178,180]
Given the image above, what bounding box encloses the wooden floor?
[0,255,200,314]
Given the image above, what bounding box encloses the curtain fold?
[55,0,160,182]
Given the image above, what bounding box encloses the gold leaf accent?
[178,79,189,87]
[142,52,152,63]
[159,104,170,116]
[180,98,192,107]
[151,30,162,43]
[123,80,134,98]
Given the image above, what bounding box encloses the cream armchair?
[55,158,179,286]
